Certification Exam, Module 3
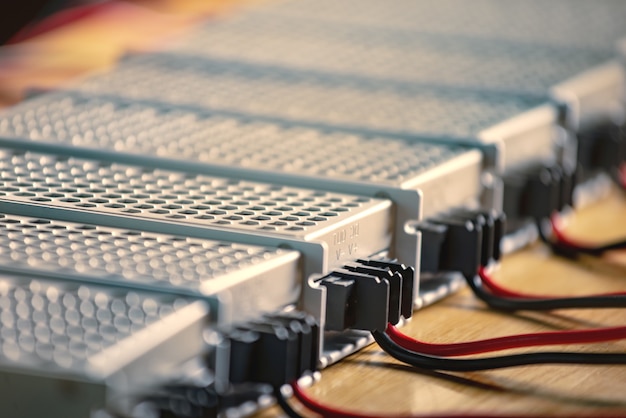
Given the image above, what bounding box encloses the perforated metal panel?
[0,92,484,267]
[0,94,469,186]
[169,12,613,97]
[0,212,300,323]
[0,149,382,234]
[0,272,207,418]
[0,147,393,279]
[256,0,626,50]
[72,54,546,141]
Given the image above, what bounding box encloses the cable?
[386,323,626,357]
[550,215,626,256]
[372,330,626,372]
[288,379,626,418]
[478,267,626,300]
[274,385,304,418]
[464,273,626,311]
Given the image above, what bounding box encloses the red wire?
[478,267,626,299]
[550,214,586,249]
[477,266,540,299]
[290,381,622,418]
[385,323,626,357]
[7,2,114,45]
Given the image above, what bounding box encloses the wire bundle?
[462,268,626,311]
[541,214,626,259]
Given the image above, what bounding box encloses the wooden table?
[257,192,626,417]
[1,3,625,416]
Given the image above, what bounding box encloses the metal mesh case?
[0,213,300,324]
[0,273,208,418]
[257,0,626,50]
[168,11,612,98]
[0,92,485,267]
[0,147,393,280]
[69,53,560,171]
[166,10,625,132]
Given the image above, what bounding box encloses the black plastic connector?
[319,275,356,331]
[318,268,389,332]
[146,385,219,418]
[412,221,448,274]
[449,209,494,266]
[265,311,320,377]
[223,312,319,388]
[344,261,403,325]
[502,163,574,231]
[416,216,483,278]
[577,122,626,182]
[357,258,415,320]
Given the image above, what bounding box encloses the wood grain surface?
[256,192,626,417]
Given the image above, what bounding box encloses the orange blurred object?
[0,0,247,107]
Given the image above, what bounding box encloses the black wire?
[537,219,626,257]
[464,274,626,311]
[372,331,626,372]
[274,385,304,418]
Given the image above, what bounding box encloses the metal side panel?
[0,212,301,325]
[254,0,626,50]
[65,53,556,171]
[0,274,208,418]
[0,148,393,278]
[0,92,491,268]
[167,11,615,98]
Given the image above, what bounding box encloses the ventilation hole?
[269,221,287,226]
[279,216,299,221]
[88,198,109,204]
[292,212,310,217]
[72,193,93,198]
[240,220,259,226]
[285,226,304,231]
[32,197,52,202]
[296,221,316,226]
[235,211,254,216]
[275,206,293,211]
[190,205,210,210]
[178,209,198,215]
[134,204,154,210]
[263,211,282,216]
[104,204,125,209]
[123,209,141,214]
[258,226,276,231]
[15,192,36,197]
[150,209,169,215]
[331,207,349,212]
[213,220,232,225]
[308,216,327,222]
[252,216,270,221]
[208,210,226,215]
[117,199,138,204]
[224,215,243,221]
[166,214,185,219]
[218,205,238,210]
[194,215,214,220]
[76,203,96,208]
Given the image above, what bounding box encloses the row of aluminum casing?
[1,1,626,416]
